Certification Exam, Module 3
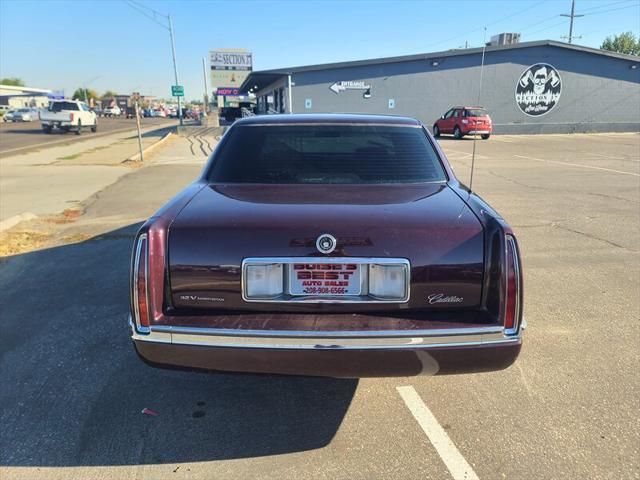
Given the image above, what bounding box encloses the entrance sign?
[330,81,372,99]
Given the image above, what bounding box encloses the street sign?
[171,85,184,97]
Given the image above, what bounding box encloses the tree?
[102,90,118,99]
[72,87,100,101]
[0,77,25,86]
[601,32,640,56]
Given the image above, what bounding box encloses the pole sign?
[171,85,184,97]
[210,51,253,70]
[209,49,253,89]
[216,88,240,96]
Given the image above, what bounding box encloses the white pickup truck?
[40,100,97,135]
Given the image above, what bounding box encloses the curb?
[0,212,37,233]
[125,131,174,163]
[0,122,178,158]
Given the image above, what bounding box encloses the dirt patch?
[0,230,51,257]
[44,208,84,224]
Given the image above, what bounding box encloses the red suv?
[433,107,492,140]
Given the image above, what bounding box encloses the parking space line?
[514,154,640,177]
[397,386,479,480]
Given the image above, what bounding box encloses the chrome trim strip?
[242,123,423,128]
[132,234,150,335]
[130,317,520,350]
[241,257,411,304]
[504,235,522,336]
[152,325,505,338]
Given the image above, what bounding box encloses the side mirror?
[440,115,444,119]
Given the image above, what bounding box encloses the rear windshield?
[464,109,488,117]
[49,102,79,112]
[208,124,446,184]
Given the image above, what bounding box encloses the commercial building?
[0,84,52,108]
[241,40,640,134]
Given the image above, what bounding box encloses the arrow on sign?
[329,81,372,95]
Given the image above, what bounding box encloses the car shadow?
[0,224,357,467]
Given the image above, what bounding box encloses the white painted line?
[397,386,479,480]
[514,154,640,177]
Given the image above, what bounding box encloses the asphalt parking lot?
[0,116,175,155]
[0,131,638,479]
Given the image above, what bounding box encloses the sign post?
[132,92,143,162]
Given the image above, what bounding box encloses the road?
[0,116,175,155]
[0,132,638,479]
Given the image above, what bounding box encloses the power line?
[584,3,640,15]
[129,0,168,19]
[580,0,638,13]
[124,0,168,30]
[424,0,549,49]
[525,20,568,37]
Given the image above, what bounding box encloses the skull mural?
[515,63,562,116]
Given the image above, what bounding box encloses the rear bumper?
[462,129,491,135]
[130,316,523,377]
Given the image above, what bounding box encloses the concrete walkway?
[0,126,174,227]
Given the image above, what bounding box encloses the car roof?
[235,113,422,126]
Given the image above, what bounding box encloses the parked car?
[433,106,492,140]
[2,109,18,122]
[40,100,97,135]
[103,105,122,117]
[92,106,104,117]
[153,109,166,118]
[12,108,39,122]
[129,114,524,378]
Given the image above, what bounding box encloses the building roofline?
[0,84,53,94]
[241,40,639,91]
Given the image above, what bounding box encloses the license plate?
[289,263,361,296]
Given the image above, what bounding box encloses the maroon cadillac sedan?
[130,114,524,377]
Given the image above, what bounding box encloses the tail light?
[504,235,521,333]
[69,112,74,122]
[131,219,168,333]
[132,234,150,333]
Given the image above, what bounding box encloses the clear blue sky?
[1,0,638,101]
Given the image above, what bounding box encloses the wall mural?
[515,63,562,116]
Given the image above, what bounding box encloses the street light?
[83,75,103,106]
[124,1,184,126]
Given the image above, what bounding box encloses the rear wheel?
[481,133,490,140]
[433,124,440,137]
[91,120,97,133]
[42,125,52,134]
[453,126,463,139]
[75,120,82,135]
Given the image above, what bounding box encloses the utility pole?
[560,0,584,44]
[168,14,183,125]
[202,57,209,114]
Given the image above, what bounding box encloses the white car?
[103,106,122,117]
[12,108,39,122]
[40,100,97,135]
[3,109,18,122]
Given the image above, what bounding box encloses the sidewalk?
[0,133,214,256]
[0,126,174,226]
